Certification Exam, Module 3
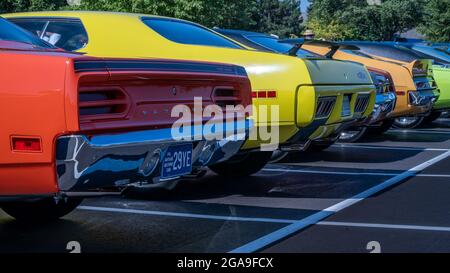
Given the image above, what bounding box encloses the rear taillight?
[413,77,433,91]
[11,137,42,152]
[368,68,395,94]
[252,90,277,99]
[79,87,130,121]
[212,88,242,107]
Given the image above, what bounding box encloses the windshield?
[0,17,54,49]
[247,36,321,58]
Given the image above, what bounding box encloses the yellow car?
[5,11,376,177]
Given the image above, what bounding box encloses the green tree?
[417,0,450,42]
[75,0,176,15]
[306,0,370,40]
[74,0,256,28]
[74,0,303,37]
[0,0,67,13]
[307,0,426,41]
[250,0,304,37]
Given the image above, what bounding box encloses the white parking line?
[318,221,450,232]
[263,168,399,177]
[389,129,450,135]
[77,206,295,224]
[262,168,450,178]
[418,174,450,178]
[229,150,450,253]
[332,144,449,152]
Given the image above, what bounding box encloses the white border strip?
[77,206,295,224]
[263,168,399,177]
[262,168,450,178]
[332,144,449,152]
[389,129,450,135]
[229,150,450,253]
[318,221,450,232]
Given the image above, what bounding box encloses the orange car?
[300,41,439,130]
[0,18,252,221]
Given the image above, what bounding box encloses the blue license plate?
[161,144,193,179]
[342,95,351,117]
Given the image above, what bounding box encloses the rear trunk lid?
[303,59,374,86]
[73,59,252,133]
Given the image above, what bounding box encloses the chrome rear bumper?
[367,92,397,124]
[56,121,251,192]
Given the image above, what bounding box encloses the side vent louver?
[315,97,336,119]
[355,94,370,113]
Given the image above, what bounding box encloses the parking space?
[264,175,450,253]
[1,119,449,253]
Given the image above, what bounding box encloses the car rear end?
[0,52,252,198]
[58,58,253,194]
[400,59,439,117]
[282,58,376,149]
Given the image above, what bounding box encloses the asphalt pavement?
[1,118,450,253]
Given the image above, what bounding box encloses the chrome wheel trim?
[395,117,420,126]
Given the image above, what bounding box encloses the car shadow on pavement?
[361,131,450,143]
[279,147,423,164]
[142,168,390,202]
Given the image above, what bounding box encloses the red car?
[0,18,252,221]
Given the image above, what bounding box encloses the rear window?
[247,36,320,58]
[342,49,374,59]
[356,44,423,62]
[10,18,88,51]
[142,18,242,49]
[410,45,450,64]
[0,17,53,48]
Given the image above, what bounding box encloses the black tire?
[369,119,394,135]
[269,150,289,163]
[306,140,335,152]
[338,127,368,143]
[1,197,82,222]
[209,151,273,177]
[393,116,425,129]
[423,112,442,124]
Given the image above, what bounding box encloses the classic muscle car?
[302,41,439,130]
[391,42,450,122]
[215,29,395,143]
[0,17,252,220]
[338,42,440,129]
[4,11,376,173]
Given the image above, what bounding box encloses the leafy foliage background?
[0,0,448,41]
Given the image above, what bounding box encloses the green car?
[433,65,450,112]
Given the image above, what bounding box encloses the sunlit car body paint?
[4,11,377,152]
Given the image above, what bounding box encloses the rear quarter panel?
[0,51,70,195]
